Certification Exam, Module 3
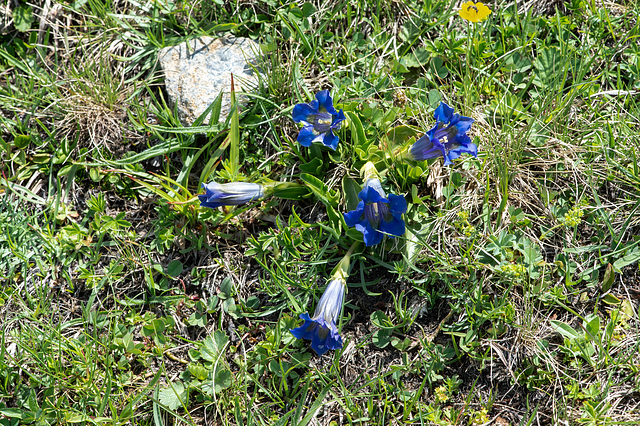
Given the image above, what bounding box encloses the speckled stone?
[158,35,261,126]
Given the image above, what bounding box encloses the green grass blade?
[228,73,240,180]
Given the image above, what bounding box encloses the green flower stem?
[330,241,360,285]
[463,20,478,104]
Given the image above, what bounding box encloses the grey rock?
[158,35,262,127]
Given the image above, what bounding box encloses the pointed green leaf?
[550,320,579,339]
[602,263,614,292]
[229,74,240,179]
[342,176,361,212]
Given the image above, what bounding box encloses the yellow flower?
[459,1,492,22]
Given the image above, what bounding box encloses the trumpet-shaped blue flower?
[290,278,346,356]
[343,178,407,247]
[292,90,345,150]
[198,182,264,209]
[409,102,477,166]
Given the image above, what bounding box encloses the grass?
[1,0,640,424]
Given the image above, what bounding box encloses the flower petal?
[199,195,225,209]
[409,131,446,161]
[380,216,406,239]
[292,101,319,123]
[343,202,365,227]
[310,333,330,356]
[388,194,407,215]
[316,90,338,115]
[356,221,384,247]
[453,115,474,135]
[322,130,339,150]
[290,313,316,341]
[448,141,477,161]
[309,323,342,356]
[434,102,455,124]
[313,278,345,323]
[459,1,491,22]
[333,109,346,129]
[326,328,343,350]
[362,188,387,205]
[290,278,345,356]
[296,124,316,147]
[199,182,264,208]
[359,179,388,203]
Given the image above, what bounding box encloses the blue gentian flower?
[198,182,264,209]
[343,178,407,247]
[292,90,346,150]
[290,278,346,356]
[409,102,477,166]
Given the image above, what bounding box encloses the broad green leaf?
[187,311,206,327]
[214,367,232,392]
[408,166,424,180]
[384,125,420,151]
[13,134,30,149]
[370,310,393,329]
[166,260,183,278]
[220,276,233,298]
[428,89,441,108]
[601,293,621,305]
[584,315,600,340]
[89,168,103,182]
[32,153,50,164]
[550,320,579,339]
[613,249,640,271]
[562,245,608,254]
[346,111,367,155]
[399,48,429,68]
[272,181,310,200]
[206,296,218,313]
[517,236,543,267]
[391,336,412,351]
[202,365,232,395]
[300,173,338,206]
[489,92,526,121]
[299,157,324,175]
[372,328,392,348]
[301,2,316,16]
[188,364,208,380]
[158,381,187,411]
[532,46,564,89]
[399,18,420,43]
[223,297,242,319]
[621,299,635,320]
[0,408,25,419]
[67,414,113,423]
[13,5,34,32]
[431,57,448,79]
[200,330,229,362]
[404,225,421,267]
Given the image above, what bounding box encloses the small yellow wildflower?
[500,263,527,281]
[471,408,490,426]
[454,211,477,237]
[435,385,449,403]
[459,1,492,22]
[561,206,584,228]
